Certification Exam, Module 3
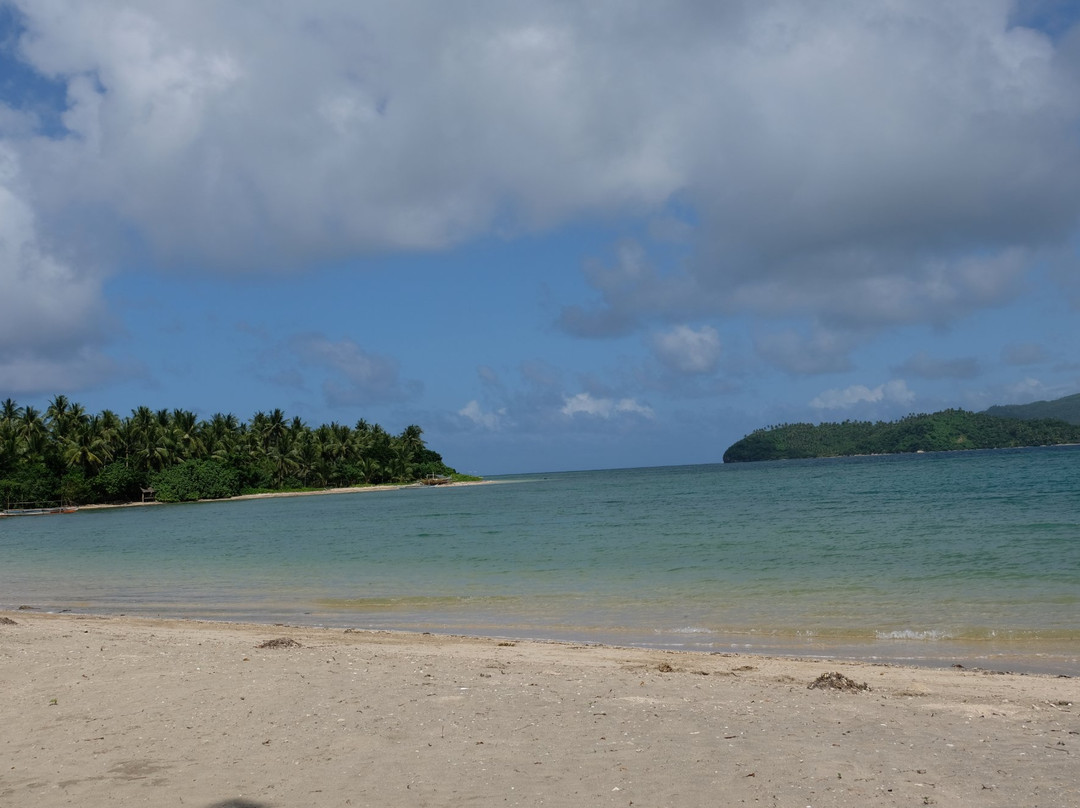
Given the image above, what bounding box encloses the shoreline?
[76,478,494,510]
[3,611,1077,807]
[8,605,1078,677]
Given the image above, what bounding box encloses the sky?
[1,0,1080,475]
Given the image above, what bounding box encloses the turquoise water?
[3,447,1078,673]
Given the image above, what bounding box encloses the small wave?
[666,626,713,634]
[876,629,952,641]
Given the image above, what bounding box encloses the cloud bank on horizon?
[1,0,1078,473]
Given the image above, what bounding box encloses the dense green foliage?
[722,409,1080,462]
[0,396,461,506]
[983,392,1080,425]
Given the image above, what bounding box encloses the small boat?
[418,474,453,486]
[2,503,79,516]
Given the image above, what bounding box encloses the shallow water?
[3,447,1078,673]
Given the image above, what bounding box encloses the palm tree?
[267,430,300,487]
[45,394,71,432]
[386,445,416,483]
[293,431,321,486]
[0,417,18,476]
[264,408,288,451]
[399,424,425,461]
[17,406,48,461]
[355,456,381,484]
[63,416,112,475]
[0,399,20,474]
[1,398,22,424]
[203,413,240,461]
[128,406,174,472]
[171,409,204,461]
[0,395,457,503]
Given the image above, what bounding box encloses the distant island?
[983,392,1080,425]
[1,395,476,508]
[723,399,1080,463]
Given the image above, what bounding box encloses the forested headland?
[0,396,471,506]
[722,408,1080,463]
[984,392,1080,424]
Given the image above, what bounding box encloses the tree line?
[722,408,1080,462]
[0,395,467,506]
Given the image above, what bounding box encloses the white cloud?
[0,145,117,392]
[561,392,654,419]
[458,399,503,430]
[2,1,1080,395]
[651,325,721,374]
[810,379,915,410]
[6,2,1070,281]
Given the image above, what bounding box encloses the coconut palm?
[171,409,204,461]
[1,398,22,424]
[0,395,457,503]
[127,406,174,472]
[398,424,425,461]
[45,394,71,432]
[63,416,112,475]
[203,413,241,461]
[17,406,48,460]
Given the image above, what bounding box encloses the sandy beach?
[2,612,1076,807]
[74,479,494,511]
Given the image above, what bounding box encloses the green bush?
[92,462,144,503]
[151,460,241,502]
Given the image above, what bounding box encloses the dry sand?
[2,612,1077,807]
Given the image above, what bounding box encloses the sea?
[3,446,1078,674]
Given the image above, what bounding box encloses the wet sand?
[2,612,1077,807]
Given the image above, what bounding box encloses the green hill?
[722,408,1080,463]
[983,392,1080,425]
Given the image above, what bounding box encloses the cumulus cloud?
[288,334,421,406]
[7,1,686,270]
[650,325,721,375]
[2,1,1080,393]
[551,3,1080,338]
[0,144,119,391]
[561,392,654,419]
[5,2,1068,275]
[810,379,915,411]
[458,399,503,431]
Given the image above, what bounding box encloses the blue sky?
[1,1,1079,475]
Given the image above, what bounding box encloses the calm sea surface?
[3,447,1078,673]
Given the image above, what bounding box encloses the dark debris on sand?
[256,637,302,649]
[808,671,870,692]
